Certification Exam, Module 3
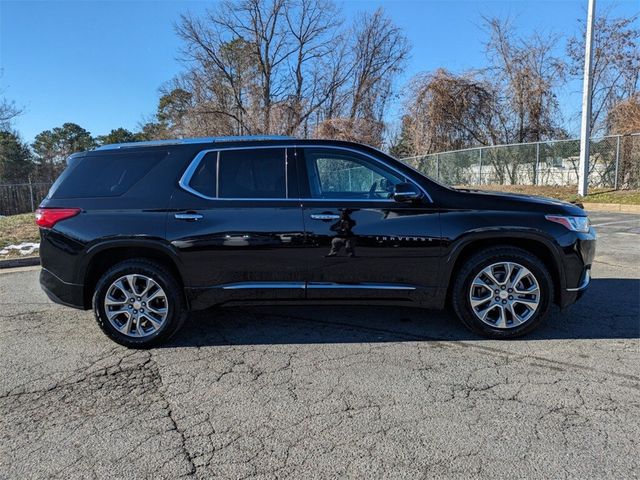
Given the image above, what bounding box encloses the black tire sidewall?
[453,248,553,339]
[93,261,185,348]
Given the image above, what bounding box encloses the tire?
[451,247,553,339]
[93,260,187,348]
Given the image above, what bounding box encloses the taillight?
[35,208,81,228]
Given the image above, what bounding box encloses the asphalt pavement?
[1,211,638,479]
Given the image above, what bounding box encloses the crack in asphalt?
[246,310,640,383]
[2,326,638,479]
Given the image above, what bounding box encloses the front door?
[166,146,306,308]
[296,146,441,304]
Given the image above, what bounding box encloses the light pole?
[578,0,596,197]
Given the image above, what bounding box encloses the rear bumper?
[40,267,86,309]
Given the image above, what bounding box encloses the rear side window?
[218,148,286,198]
[48,152,164,199]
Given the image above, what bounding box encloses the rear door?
[296,146,441,303]
[166,146,306,306]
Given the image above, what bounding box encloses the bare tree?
[174,0,352,138]
[312,8,410,147]
[283,0,346,135]
[212,0,292,133]
[567,11,639,135]
[0,98,21,130]
[607,93,640,188]
[172,1,410,145]
[348,9,409,126]
[608,93,640,134]
[177,11,262,135]
[397,18,566,157]
[482,17,566,184]
[395,19,566,184]
[312,117,383,146]
[0,73,22,130]
[484,17,566,144]
[400,69,495,156]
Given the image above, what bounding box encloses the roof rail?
[94,135,294,151]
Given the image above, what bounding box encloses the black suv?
[37,136,595,347]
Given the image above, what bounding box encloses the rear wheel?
[452,247,553,338]
[93,260,187,348]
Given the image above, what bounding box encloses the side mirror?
[393,182,422,202]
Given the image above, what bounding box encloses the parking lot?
[1,211,638,479]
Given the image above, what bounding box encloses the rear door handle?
[174,213,203,221]
[310,213,340,221]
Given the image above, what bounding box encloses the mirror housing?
[393,182,422,202]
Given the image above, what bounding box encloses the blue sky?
[1,0,638,142]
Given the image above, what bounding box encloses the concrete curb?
[583,203,640,213]
[0,256,40,269]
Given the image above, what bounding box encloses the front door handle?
[310,213,340,221]
[174,213,203,221]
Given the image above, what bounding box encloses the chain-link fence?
[400,133,640,189]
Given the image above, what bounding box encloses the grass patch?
[458,185,640,205]
[0,213,40,248]
[578,190,640,205]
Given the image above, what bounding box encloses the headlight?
[545,215,590,233]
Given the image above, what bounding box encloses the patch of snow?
[0,242,40,256]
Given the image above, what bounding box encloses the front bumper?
[40,267,86,309]
[558,231,595,308]
[567,267,591,292]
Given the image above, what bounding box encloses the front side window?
[304,148,404,199]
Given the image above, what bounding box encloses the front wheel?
[452,247,554,338]
[93,260,187,348]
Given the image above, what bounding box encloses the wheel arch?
[444,233,564,306]
[81,240,185,309]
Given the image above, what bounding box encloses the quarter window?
[304,148,404,199]
[187,152,217,198]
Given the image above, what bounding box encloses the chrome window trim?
[302,146,433,203]
[179,144,433,203]
[215,151,220,197]
[179,145,288,201]
[285,148,289,198]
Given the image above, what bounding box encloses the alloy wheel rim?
[469,261,540,329]
[104,274,168,338]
